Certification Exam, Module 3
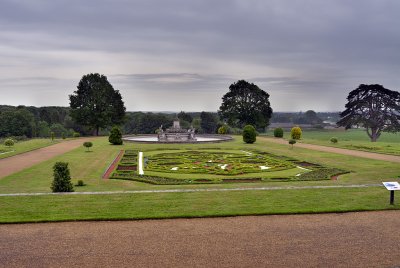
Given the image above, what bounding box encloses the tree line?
[0,105,226,139]
[1,73,399,142]
[0,105,75,139]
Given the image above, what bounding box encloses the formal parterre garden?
[110,149,347,184]
[1,134,399,223]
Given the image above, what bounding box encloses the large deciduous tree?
[69,73,126,136]
[337,84,400,142]
[218,80,272,131]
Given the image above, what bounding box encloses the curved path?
[0,211,399,267]
[0,138,96,179]
[260,137,400,163]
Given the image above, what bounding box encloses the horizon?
[0,104,341,114]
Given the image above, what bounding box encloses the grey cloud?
[0,0,399,111]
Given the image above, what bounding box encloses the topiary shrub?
[109,126,123,145]
[83,141,93,151]
[242,125,256,144]
[73,132,80,138]
[50,131,55,141]
[51,162,74,192]
[4,138,14,147]
[330,137,338,144]
[62,133,66,139]
[273,128,284,138]
[289,139,296,148]
[291,126,302,140]
[76,180,85,186]
[218,125,228,134]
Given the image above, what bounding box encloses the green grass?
[0,136,399,194]
[266,129,400,155]
[0,187,398,223]
[0,135,399,223]
[0,138,58,159]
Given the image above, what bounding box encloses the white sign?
[382,182,400,191]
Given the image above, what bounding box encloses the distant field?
[265,129,400,155]
[0,139,58,159]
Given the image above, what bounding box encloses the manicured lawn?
[0,138,58,159]
[1,136,399,194]
[0,187,397,223]
[265,129,400,155]
[0,135,399,223]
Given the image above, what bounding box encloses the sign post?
[382,182,400,205]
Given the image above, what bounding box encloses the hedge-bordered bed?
[109,149,348,184]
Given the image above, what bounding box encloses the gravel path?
[0,138,95,179]
[0,211,399,267]
[261,136,400,163]
[0,183,382,197]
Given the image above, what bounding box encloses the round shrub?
[242,125,256,144]
[76,180,85,186]
[109,126,123,145]
[51,162,74,192]
[289,139,296,148]
[291,126,302,140]
[273,128,284,138]
[73,132,80,138]
[83,141,93,151]
[4,138,14,147]
[330,137,338,144]
[218,125,228,134]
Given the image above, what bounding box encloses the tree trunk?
[92,127,99,136]
[366,127,380,142]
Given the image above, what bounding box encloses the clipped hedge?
[273,128,284,138]
[242,125,257,144]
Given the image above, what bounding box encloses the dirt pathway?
[261,136,400,163]
[0,211,399,267]
[0,138,96,179]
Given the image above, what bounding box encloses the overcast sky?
[1,0,399,112]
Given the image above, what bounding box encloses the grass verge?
[265,129,400,156]
[0,187,398,223]
[0,139,59,159]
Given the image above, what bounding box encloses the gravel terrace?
[0,211,399,267]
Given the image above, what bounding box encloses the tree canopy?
[69,73,126,135]
[200,112,218,134]
[304,110,323,125]
[337,84,400,142]
[177,111,193,124]
[218,80,272,131]
[0,108,35,137]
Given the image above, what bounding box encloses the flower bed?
[110,150,138,179]
[146,150,295,175]
[108,149,349,184]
